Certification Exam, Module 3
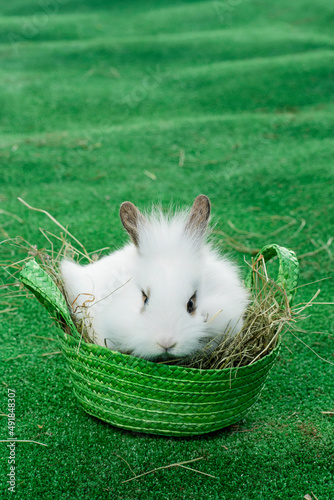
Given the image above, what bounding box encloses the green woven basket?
[20,244,299,436]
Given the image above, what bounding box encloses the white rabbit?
[60,195,249,360]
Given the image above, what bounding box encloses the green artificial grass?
[1,1,333,498]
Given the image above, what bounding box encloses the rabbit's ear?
[120,201,146,247]
[185,194,211,238]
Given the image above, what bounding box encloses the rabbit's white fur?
[60,196,249,360]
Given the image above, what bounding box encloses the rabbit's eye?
[142,291,149,305]
[187,292,197,315]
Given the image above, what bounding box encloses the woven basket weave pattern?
[20,244,298,436]
[58,331,279,435]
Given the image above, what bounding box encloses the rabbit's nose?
[157,339,177,352]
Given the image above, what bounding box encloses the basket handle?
[19,259,80,339]
[245,244,299,305]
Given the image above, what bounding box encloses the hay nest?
[1,200,312,370]
[3,229,301,372]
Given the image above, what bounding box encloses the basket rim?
[59,328,281,377]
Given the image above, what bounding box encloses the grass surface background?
[0,1,333,499]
